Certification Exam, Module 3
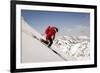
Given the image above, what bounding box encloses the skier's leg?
[48,38,53,47]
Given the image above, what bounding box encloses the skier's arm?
[45,26,50,34]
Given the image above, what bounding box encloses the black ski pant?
[48,38,53,47]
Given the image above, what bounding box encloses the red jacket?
[45,26,56,40]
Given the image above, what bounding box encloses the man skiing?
[45,26,58,47]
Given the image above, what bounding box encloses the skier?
[45,26,58,47]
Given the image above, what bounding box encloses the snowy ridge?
[22,17,45,40]
[21,17,63,63]
[52,36,90,60]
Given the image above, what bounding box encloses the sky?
[21,10,90,37]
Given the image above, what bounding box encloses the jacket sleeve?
[45,26,50,34]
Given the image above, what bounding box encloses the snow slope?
[21,17,90,63]
[21,17,63,63]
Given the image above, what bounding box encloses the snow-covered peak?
[52,36,90,61]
